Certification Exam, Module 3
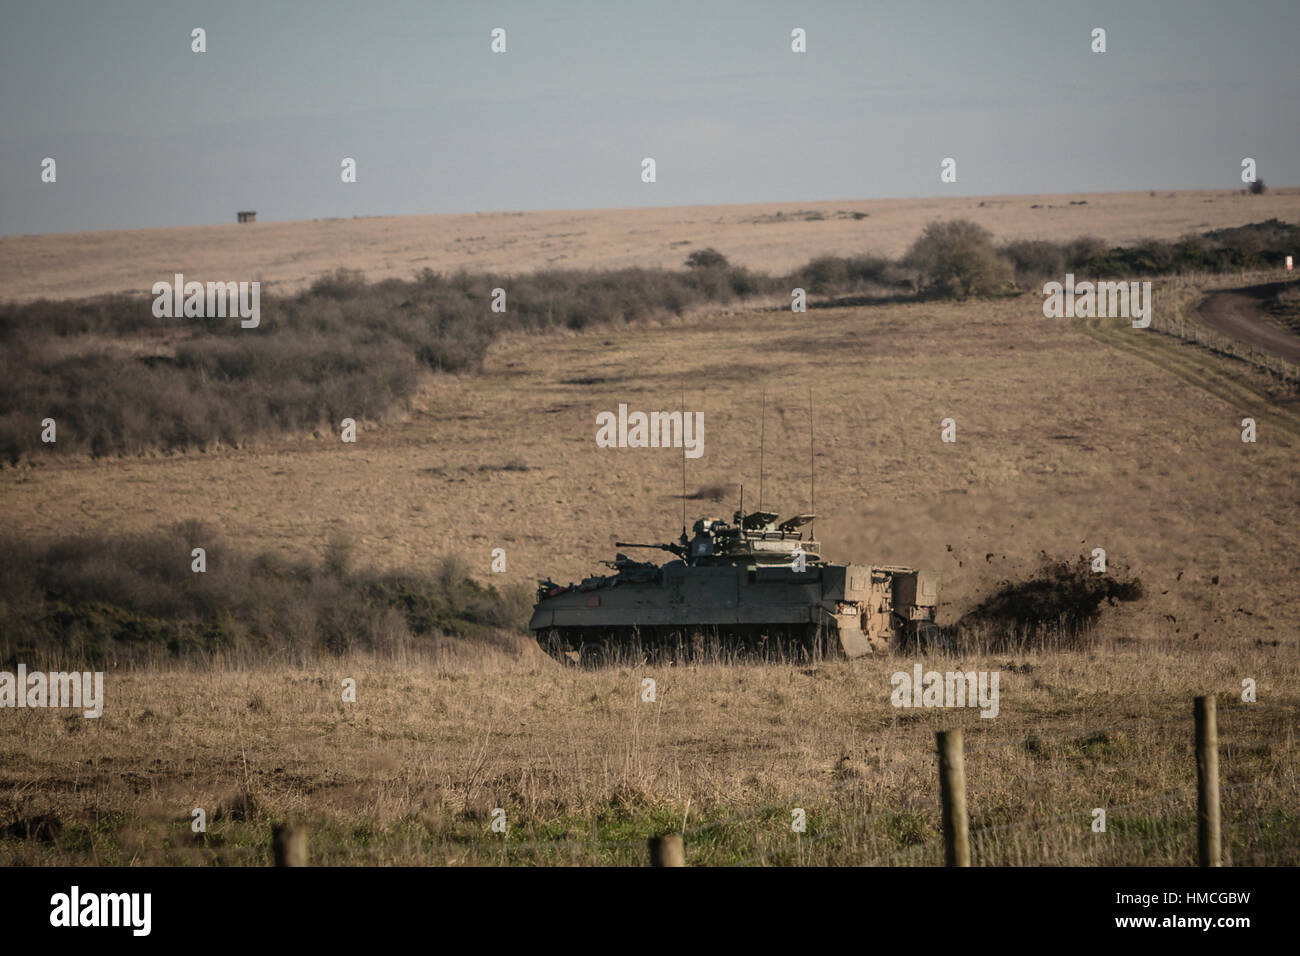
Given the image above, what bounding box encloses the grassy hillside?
[4,221,1296,463]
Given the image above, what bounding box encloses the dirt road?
[1196,281,1300,363]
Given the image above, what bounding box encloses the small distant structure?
[237,210,257,224]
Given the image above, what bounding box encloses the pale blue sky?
[1,0,1296,236]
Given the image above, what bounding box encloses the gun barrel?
[615,542,666,549]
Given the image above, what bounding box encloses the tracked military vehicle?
[530,508,939,665]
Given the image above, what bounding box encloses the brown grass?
[0,644,1294,865]
[5,280,1296,645]
[2,191,1297,865]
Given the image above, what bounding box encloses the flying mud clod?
[951,557,1144,651]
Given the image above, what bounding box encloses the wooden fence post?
[647,833,685,867]
[937,729,970,867]
[1194,696,1221,867]
[273,822,308,867]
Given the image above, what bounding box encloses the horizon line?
[4,185,1294,243]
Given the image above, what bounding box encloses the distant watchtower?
[237,210,257,224]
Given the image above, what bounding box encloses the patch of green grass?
[884,809,935,848]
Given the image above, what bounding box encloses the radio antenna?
[681,383,688,539]
[758,388,766,514]
[808,383,816,540]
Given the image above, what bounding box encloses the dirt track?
[1196,281,1300,363]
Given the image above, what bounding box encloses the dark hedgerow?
[0,524,534,667]
[0,264,778,461]
[1000,240,1066,285]
[795,254,899,294]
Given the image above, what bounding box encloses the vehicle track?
[1197,281,1300,363]
[1076,312,1300,441]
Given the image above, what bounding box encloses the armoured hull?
[530,510,938,664]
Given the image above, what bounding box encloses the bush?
[685,248,729,270]
[1062,236,1110,272]
[309,267,368,299]
[0,262,780,461]
[795,254,893,294]
[0,524,532,666]
[1000,240,1065,285]
[904,220,1013,297]
[799,255,850,291]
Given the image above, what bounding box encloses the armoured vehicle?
[530,508,939,665]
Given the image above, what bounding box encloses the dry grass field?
[2,193,1298,865]
[1,646,1295,866]
[4,188,1299,302]
[5,278,1297,642]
